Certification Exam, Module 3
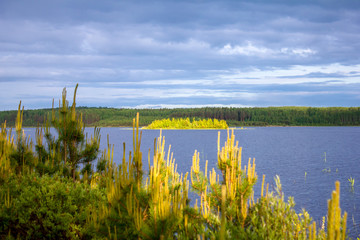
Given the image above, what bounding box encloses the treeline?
[1,106,360,127]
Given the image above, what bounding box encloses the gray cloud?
[0,0,359,110]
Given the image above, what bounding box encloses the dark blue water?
[24,127,360,237]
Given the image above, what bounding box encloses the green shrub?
[0,173,106,239]
[231,176,324,239]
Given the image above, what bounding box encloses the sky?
[1,0,360,110]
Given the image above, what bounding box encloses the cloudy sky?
[1,0,359,110]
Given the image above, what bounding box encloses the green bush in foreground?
[0,173,106,239]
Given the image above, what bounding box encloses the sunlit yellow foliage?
[190,128,348,239]
[88,113,190,239]
[326,181,348,240]
[191,128,257,231]
[146,117,228,129]
[0,121,13,177]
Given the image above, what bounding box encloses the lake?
[24,126,360,237]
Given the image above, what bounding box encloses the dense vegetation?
[145,117,228,129]
[1,106,360,127]
[0,86,351,239]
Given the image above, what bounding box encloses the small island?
[145,117,228,129]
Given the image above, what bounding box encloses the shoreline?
[16,125,360,129]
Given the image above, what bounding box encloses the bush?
[0,173,106,239]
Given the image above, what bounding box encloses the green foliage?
[0,173,106,239]
[236,176,322,239]
[1,102,37,177]
[35,84,100,180]
[87,115,193,239]
[0,85,106,239]
[190,129,258,237]
[146,117,229,129]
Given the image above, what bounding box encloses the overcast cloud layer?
[1,0,359,110]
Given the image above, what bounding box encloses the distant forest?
[1,106,360,127]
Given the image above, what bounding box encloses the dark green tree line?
[2,106,359,127]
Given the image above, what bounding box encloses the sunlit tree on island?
[146,117,229,129]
